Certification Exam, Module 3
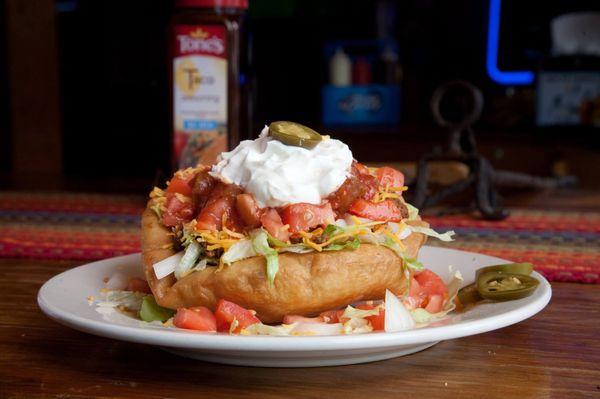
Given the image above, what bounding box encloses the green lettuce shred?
[323,236,360,251]
[251,229,279,285]
[409,225,455,242]
[150,203,163,219]
[406,203,419,221]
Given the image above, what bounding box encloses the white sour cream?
[210,126,353,208]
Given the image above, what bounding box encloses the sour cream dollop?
[210,126,353,208]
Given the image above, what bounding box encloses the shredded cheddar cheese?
[301,234,323,252]
[382,228,406,251]
[196,230,244,251]
[372,183,409,203]
[174,165,206,180]
[174,192,191,203]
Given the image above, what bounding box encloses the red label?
[173,25,227,59]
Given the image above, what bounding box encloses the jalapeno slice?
[457,283,482,306]
[269,121,323,149]
[476,272,539,301]
[476,262,534,280]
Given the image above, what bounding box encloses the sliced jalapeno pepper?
[457,282,482,306]
[476,262,534,280]
[476,272,539,301]
[269,121,323,149]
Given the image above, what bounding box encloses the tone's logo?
[177,28,225,55]
[189,28,209,39]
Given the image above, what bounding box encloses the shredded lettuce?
[409,225,455,242]
[266,233,289,248]
[379,236,424,271]
[279,245,314,254]
[100,290,146,311]
[343,317,372,334]
[401,254,425,271]
[410,308,436,324]
[410,270,464,324]
[251,229,279,285]
[175,241,202,279]
[342,305,381,319]
[222,239,257,265]
[241,323,292,336]
[190,258,208,273]
[139,295,174,322]
[323,236,360,251]
[150,203,163,219]
[323,223,342,238]
[406,203,419,220]
[180,227,199,248]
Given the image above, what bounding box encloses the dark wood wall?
[3,0,62,180]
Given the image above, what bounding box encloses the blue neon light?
[486,0,534,85]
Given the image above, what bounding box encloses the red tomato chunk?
[280,203,336,233]
[348,199,402,222]
[173,307,217,332]
[214,299,260,334]
[375,166,405,188]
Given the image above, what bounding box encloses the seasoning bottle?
[170,0,248,168]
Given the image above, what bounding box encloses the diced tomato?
[280,202,336,234]
[167,176,193,197]
[195,197,234,231]
[359,172,380,200]
[425,294,444,313]
[356,304,385,331]
[409,277,422,297]
[348,199,402,222]
[236,193,262,228]
[173,307,217,332]
[354,162,371,176]
[260,209,290,242]
[406,270,449,312]
[375,166,404,188]
[162,193,194,227]
[328,162,379,215]
[414,270,448,298]
[214,299,260,334]
[403,278,427,310]
[195,183,244,231]
[319,309,345,324]
[126,277,151,294]
[283,315,324,324]
[328,175,366,215]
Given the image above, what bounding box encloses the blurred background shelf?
[1,0,599,192]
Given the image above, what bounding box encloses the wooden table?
[0,259,598,399]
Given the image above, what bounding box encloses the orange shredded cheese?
[382,228,406,251]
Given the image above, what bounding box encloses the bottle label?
[173,25,227,167]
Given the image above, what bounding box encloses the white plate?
[38,247,551,367]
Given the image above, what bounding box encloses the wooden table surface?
[2,188,600,398]
[1,260,599,399]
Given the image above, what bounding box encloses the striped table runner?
[0,192,598,283]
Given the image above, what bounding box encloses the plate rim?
[37,248,552,352]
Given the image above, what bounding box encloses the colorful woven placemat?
[0,192,598,283]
